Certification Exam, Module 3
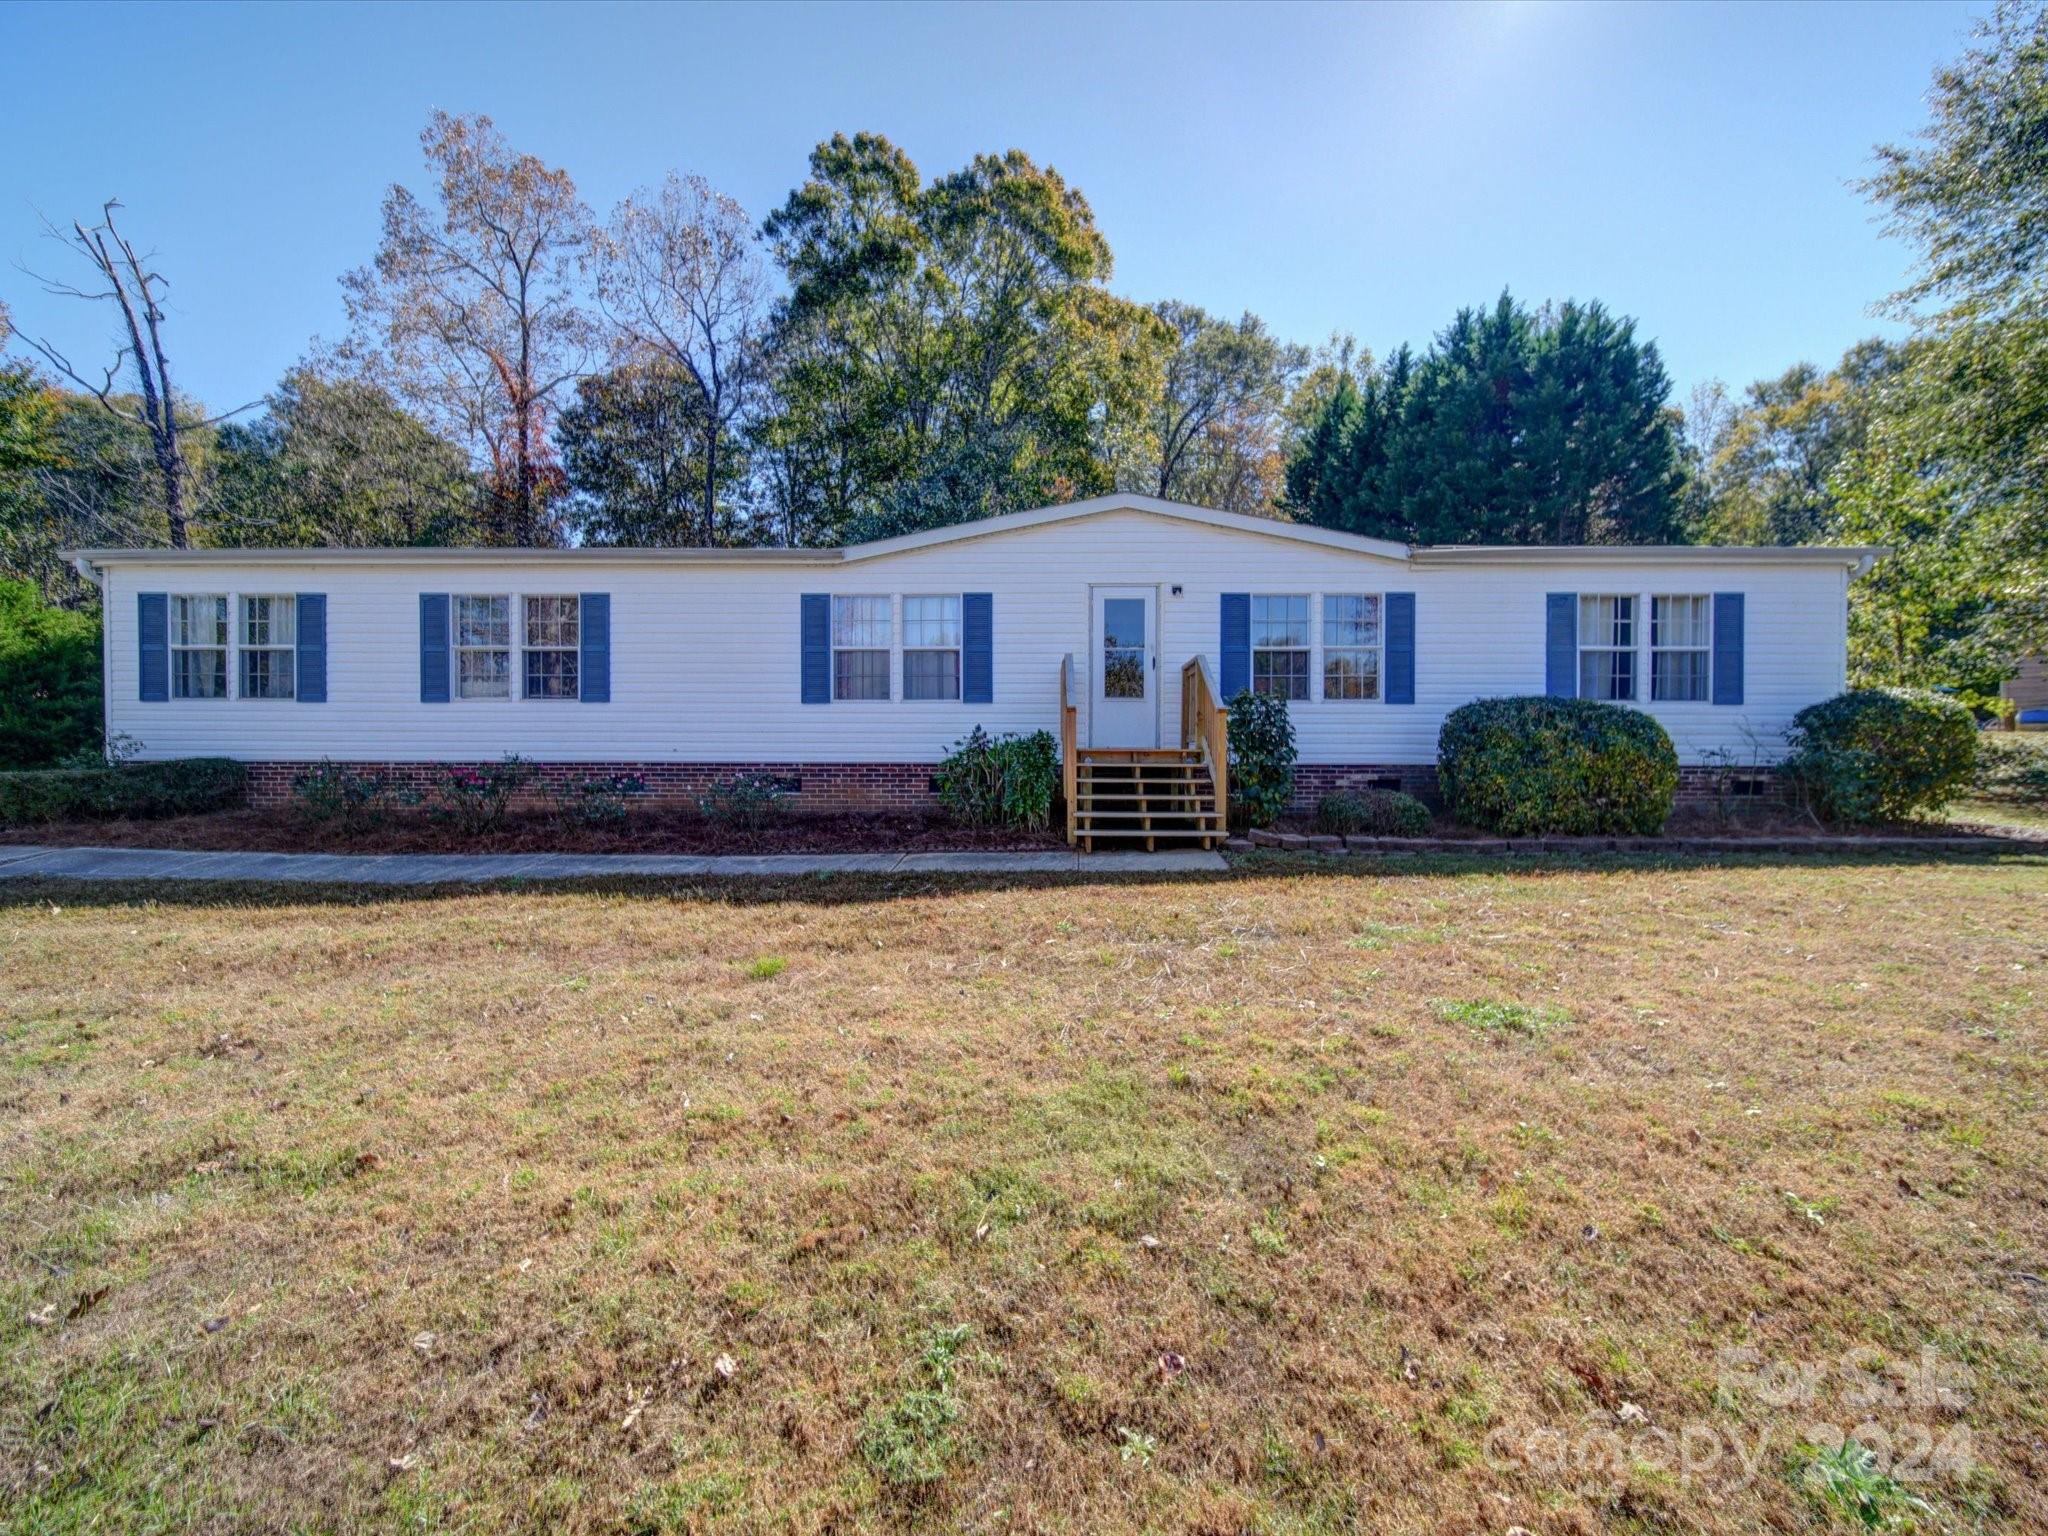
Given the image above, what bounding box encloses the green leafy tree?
[756,133,1168,541]
[1689,341,1903,545]
[210,367,479,547]
[1392,294,1685,545]
[558,361,742,545]
[1124,301,1304,513]
[1837,0,2048,687]
[9,393,197,604]
[1285,295,1683,545]
[0,576,101,768]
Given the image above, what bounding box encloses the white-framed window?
[170,594,229,699]
[238,595,296,700]
[1252,594,1310,700]
[832,595,891,701]
[454,594,512,700]
[902,595,961,701]
[1323,593,1382,701]
[523,595,581,700]
[1652,594,1712,702]
[1577,594,1637,701]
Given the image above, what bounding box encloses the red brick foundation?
[244,761,943,812]
[1288,762,1784,812]
[244,759,1788,813]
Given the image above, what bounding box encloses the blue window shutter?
[1712,592,1744,705]
[138,592,168,702]
[296,593,327,703]
[580,593,610,702]
[1545,592,1578,697]
[800,593,831,704]
[962,592,993,704]
[419,593,450,703]
[1220,593,1250,701]
[1384,591,1415,704]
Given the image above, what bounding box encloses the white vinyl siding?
[95,509,1852,769]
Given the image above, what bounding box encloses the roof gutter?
[1412,544,1888,577]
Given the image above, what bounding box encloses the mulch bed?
[1267,803,2040,844]
[0,806,1068,856]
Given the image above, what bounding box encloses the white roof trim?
[1414,544,1887,576]
[837,494,1416,562]
[63,500,1886,581]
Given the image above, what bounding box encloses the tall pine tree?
[1284,293,1684,545]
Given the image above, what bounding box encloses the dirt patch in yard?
[0,805,1067,855]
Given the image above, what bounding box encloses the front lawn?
[3,855,2045,1533]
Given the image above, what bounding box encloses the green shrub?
[1226,690,1298,829]
[697,771,788,829]
[935,727,1059,830]
[0,577,102,770]
[1783,689,1978,824]
[291,761,413,833]
[429,756,535,836]
[1315,788,1432,837]
[0,757,247,825]
[1973,732,2048,805]
[547,772,647,829]
[1437,696,1678,836]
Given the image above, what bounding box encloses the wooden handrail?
[1180,654,1229,826]
[1059,653,1079,845]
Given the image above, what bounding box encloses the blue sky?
[1,0,1982,417]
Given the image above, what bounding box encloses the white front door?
[1090,586,1158,748]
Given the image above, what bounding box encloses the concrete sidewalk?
[0,843,1227,885]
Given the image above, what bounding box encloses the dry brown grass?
[3,853,2045,1534]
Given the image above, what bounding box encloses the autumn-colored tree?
[596,174,769,544]
[343,111,595,546]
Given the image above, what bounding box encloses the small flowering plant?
[431,755,536,836]
[548,772,648,829]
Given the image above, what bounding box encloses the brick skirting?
[244,758,1787,812]
[244,761,943,812]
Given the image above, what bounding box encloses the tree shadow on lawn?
[0,843,2040,915]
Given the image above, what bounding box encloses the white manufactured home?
[71,495,1880,844]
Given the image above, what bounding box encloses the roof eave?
[1412,544,1888,574]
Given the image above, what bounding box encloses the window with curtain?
[902,595,961,700]
[170,594,229,699]
[1577,594,1636,701]
[239,595,297,699]
[832,595,891,700]
[523,595,581,700]
[1652,594,1712,702]
[454,595,512,700]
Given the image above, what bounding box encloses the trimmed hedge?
[0,758,248,825]
[1438,696,1679,836]
[1314,788,1432,837]
[1784,689,1978,824]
